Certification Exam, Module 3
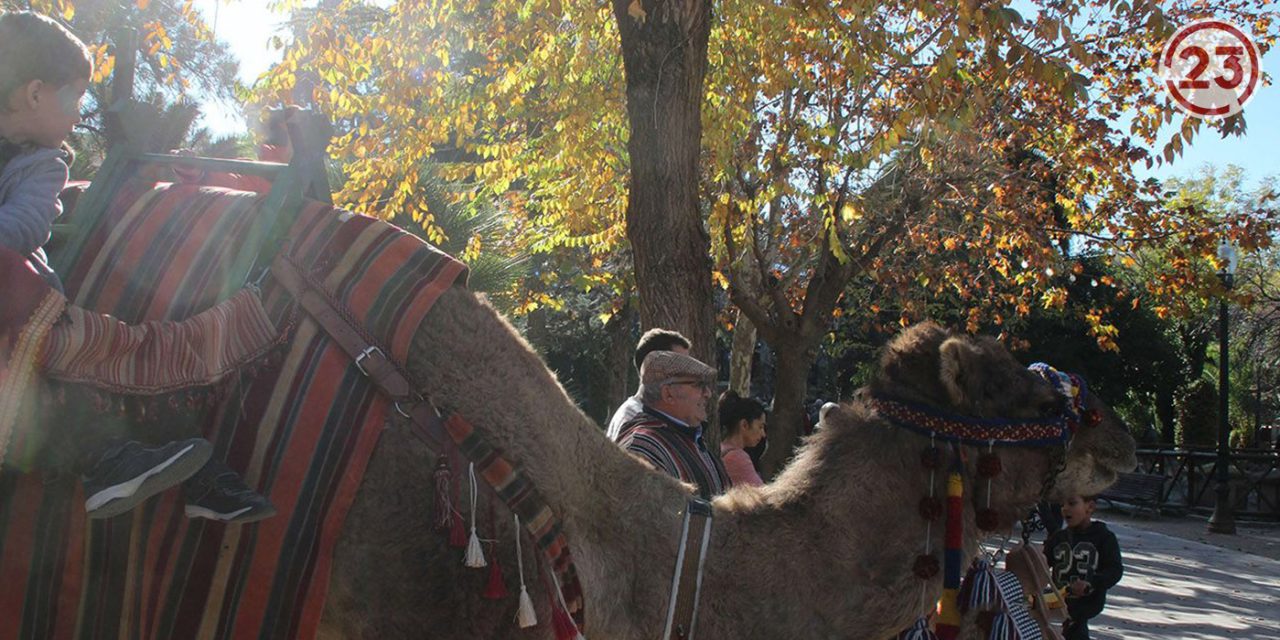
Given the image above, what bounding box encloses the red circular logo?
[1157,19,1262,118]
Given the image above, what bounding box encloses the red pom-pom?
[919,496,943,521]
[1084,409,1102,428]
[921,447,943,469]
[976,508,1001,531]
[977,453,1002,478]
[913,554,940,579]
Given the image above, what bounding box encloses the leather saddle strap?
[663,498,714,640]
[271,256,447,453]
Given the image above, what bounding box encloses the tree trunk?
[1156,386,1177,445]
[611,0,716,376]
[605,300,637,418]
[761,338,817,477]
[729,309,756,396]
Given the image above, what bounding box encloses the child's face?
[33,77,88,148]
[1060,495,1095,528]
[5,77,88,148]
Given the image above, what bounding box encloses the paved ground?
[1039,512,1280,640]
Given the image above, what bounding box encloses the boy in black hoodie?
[1044,495,1124,640]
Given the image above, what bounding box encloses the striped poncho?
[617,407,729,498]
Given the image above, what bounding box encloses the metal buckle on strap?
[394,401,413,418]
[354,345,385,376]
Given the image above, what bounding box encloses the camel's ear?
[938,337,983,406]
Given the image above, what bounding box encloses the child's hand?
[1068,578,1091,597]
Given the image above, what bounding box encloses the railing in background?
[1134,447,1280,521]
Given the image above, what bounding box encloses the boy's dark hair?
[0,12,93,110]
[633,328,690,371]
[718,390,766,437]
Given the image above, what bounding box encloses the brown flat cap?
[640,350,716,386]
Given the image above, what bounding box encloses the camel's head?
[1044,374,1138,500]
[855,322,1136,513]
[868,322,1061,419]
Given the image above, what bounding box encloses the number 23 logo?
[1179,46,1246,90]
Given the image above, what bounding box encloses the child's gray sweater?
[0,145,68,290]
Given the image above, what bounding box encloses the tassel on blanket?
[551,601,581,640]
[483,502,506,598]
[484,552,507,599]
[447,456,468,548]
[546,558,586,640]
[517,585,537,628]
[433,459,454,531]
[960,558,1000,614]
[514,514,537,628]
[449,513,468,548]
[987,611,1015,640]
[464,462,487,567]
[896,616,940,640]
[936,453,965,640]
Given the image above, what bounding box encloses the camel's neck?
[407,287,693,632]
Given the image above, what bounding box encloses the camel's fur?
[318,294,1136,640]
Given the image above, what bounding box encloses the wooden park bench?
[1099,471,1167,516]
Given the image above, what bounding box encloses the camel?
[319,293,1137,639]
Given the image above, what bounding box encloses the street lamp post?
[1208,241,1237,535]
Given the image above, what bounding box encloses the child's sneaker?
[183,459,276,524]
[83,438,214,519]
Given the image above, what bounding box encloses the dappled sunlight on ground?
[1089,525,1280,639]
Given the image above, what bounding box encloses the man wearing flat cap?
[615,350,729,498]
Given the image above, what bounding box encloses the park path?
[1084,521,1280,639]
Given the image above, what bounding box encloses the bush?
[1176,379,1218,448]
[1229,426,1253,449]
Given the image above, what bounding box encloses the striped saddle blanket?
[0,180,467,639]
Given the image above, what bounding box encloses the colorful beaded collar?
[868,363,1097,447]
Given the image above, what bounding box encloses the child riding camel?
[0,10,274,523]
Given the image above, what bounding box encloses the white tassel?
[464,463,487,568]
[515,514,538,628]
[517,585,538,628]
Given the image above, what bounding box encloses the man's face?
[662,377,712,425]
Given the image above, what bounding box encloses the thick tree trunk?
[605,300,637,419]
[611,0,716,376]
[761,339,817,477]
[729,309,756,396]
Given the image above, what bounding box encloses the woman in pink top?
[718,391,767,487]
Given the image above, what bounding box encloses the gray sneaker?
[183,458,276,524]
[83,438,214,519]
